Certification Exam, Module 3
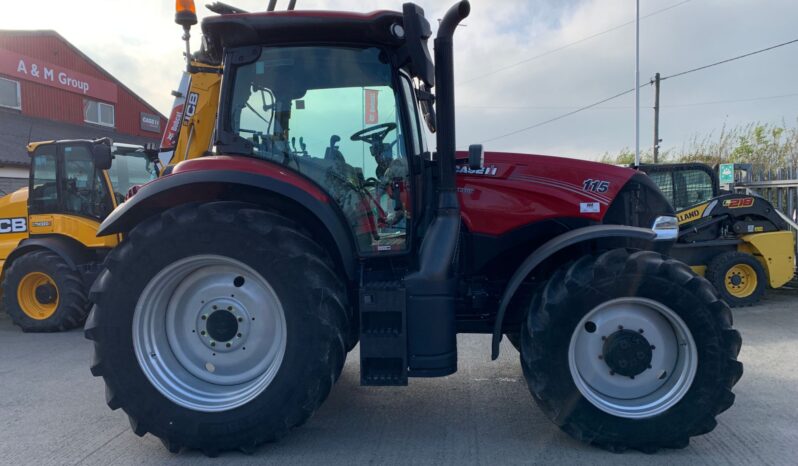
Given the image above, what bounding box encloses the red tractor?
[85,1,742,455]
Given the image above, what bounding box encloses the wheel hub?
[206,309,238,342]
[195,298,251,352]
[602,329,652,377]
[34,283,58,305]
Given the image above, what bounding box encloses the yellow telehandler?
[0,139,157,331]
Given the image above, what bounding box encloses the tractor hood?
[455,151,638,236]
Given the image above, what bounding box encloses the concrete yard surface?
[1,289,797,465]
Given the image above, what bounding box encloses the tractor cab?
[202,8,437,255]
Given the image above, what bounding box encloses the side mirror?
[92,144,113,171]
[468,144,484,170]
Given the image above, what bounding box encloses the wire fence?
[734,165,798,278]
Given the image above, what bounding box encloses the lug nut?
[201,315,207,320]
[227,306,233,311]
[238,317,243,323]
[226,343,232,348]
[213,305,217,310]
[237,333,242,338]
[618,325,624,330]
[210,342,216,347]
[598,355,603,360]
[650,345,656,350]
[609,370,615,376]
[200,331,206,336]
[638,328,644,334]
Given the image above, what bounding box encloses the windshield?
[226,46,413,254]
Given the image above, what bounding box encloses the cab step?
[359,281,407,386]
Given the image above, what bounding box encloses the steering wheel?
[350,123,397,144]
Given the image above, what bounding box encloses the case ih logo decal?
[457,165,498,176]
[723,198,754,209]
[0,218,26,233]
[582,179,610,193]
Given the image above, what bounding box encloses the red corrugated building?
[0,30,166,193]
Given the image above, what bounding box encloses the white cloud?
[2,0,796,160]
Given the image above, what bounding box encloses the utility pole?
[634,0,640,167]
[652,72,661,163]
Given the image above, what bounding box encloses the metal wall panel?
[0,32,166,139]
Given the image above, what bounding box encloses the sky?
[1,0,797,160]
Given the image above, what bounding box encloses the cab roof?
[201,9,405,60]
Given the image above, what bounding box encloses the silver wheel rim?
[568,297,697,419]
[133,255,287,412]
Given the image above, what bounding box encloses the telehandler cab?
[85,0,742,455]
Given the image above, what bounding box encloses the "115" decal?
[582,179,610,193]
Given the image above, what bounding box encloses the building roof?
[0,29,166,120]
[0,107,159,167]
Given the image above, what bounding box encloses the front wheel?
[706,251,766,307]
[2,250,89,332]
[85,202,349,455]
[520,249,743,452]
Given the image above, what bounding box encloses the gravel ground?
[1,288,796,465]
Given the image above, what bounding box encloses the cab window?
[29,145,58,213]
[62,145,111,219]
[228,46,412,254]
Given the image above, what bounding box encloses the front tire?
[2,250,89,332]
[85,202,349,455]
[520,249,743,452]
[706,251,766,307]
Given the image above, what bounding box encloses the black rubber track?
[519,249,743,453]
[2,249,89,332]
[706,251,767,307]
[85,202,349,455]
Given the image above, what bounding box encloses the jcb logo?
[723,198,754,209]
[183,92,199,125]
[0,217,27,233]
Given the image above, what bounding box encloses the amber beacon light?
[175,0,198,27]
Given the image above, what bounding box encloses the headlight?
[651,216,679,241]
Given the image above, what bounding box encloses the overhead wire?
[459,0,693,85]
[481,38,798,143]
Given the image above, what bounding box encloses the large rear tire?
[2,250,89,332]
[85,202,349,455]
[520,249,743,452]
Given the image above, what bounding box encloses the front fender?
[491,224,661,359]
[98,157,358,280]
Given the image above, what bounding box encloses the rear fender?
[491,225,662,359]
[738,231,796,288]
[98,161,358,281]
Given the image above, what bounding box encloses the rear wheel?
[706,251,766,307]
[2,250,88,332]
[520,249,742,452]
[85,202,349,455]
